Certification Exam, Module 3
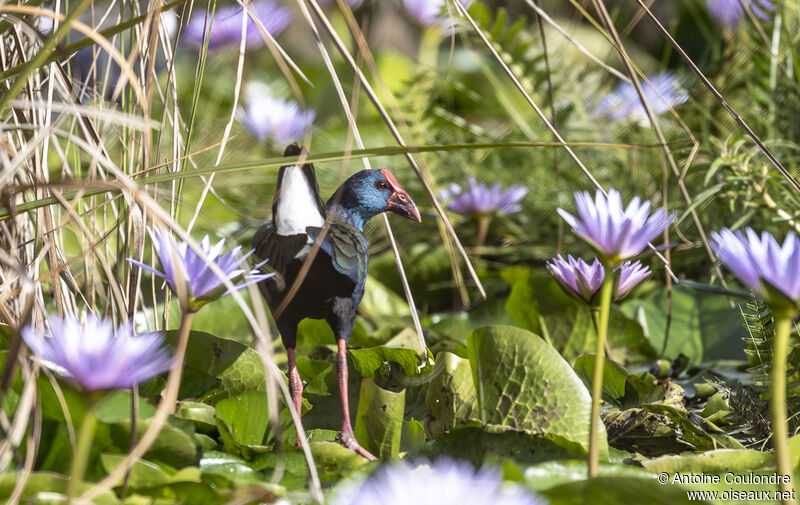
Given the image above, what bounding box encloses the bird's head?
[327,169,421,230]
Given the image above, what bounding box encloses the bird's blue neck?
[326,200,376,232]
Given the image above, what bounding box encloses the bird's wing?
[306,220,368,288]
[252,222,307,280]
[272,144,327,236]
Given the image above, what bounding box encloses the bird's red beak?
[382,169,422,222]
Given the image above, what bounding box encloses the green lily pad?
[641,449,773,475]
[467,325,607,458]
[523,460,654,492]
[542,476,711,504]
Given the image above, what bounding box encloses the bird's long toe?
[339,430,377,461]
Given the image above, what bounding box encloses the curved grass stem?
[588,269,613,478]
[771,316,797,505]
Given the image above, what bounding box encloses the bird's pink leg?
[287,348,304,447]
[335,339,377,461]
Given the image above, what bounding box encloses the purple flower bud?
[616,260,651,300]
[557,189,675,264]
[22,315,173,391]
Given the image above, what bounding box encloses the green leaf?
[643,404,744,451]
[215,392,269,447]
[523,460,654,492]
[542,476,710,505]
[100,454,202,489]
[622,285,747,366]
[296,357,334,396]
[297,318,335,347]
[199,451,258,481]
[0,472,118,504]
[602,408,691,457]
[425,351,480,438]
[641,449,773,475]
[106,417,201,467]
[161,330,267,404]
[466,325,607,458]
[95,390,156,423]
[349,346,431,379]
[309,442,370,482]
[400,418,427,453]
[427,423,582,466]
[620,373,684,409]
[176,401,217,434]
[573,355,629,406]
[354,378,405,458]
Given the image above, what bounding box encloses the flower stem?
[165,311,195,413]
[771,316,797,505]
[475,214,492,254]
[66,407,98,504]
[588,270,613,478]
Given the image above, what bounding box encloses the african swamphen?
[253,144,421,460]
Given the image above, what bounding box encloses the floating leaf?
[467,325,607,458]
[426,423,581,466]
[523,460,655,492]
[542,476,709,505]
[641,449,773,475]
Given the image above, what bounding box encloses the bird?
[252,144,421,460]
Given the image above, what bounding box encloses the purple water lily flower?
[128,227,273,311]
[706,0,775,27]
[404,0,447,26]
[548,255,651,304]
[239,83,315,144]
[595,71,688,123]
[440,176,527,217]
[557,189,675,265]
[183,0,292,49]
[711,228,800,306]
[333,458,543,505]
[22,315,173,391]
[403,0,473,28]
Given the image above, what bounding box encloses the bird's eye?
[376,181,387,190]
